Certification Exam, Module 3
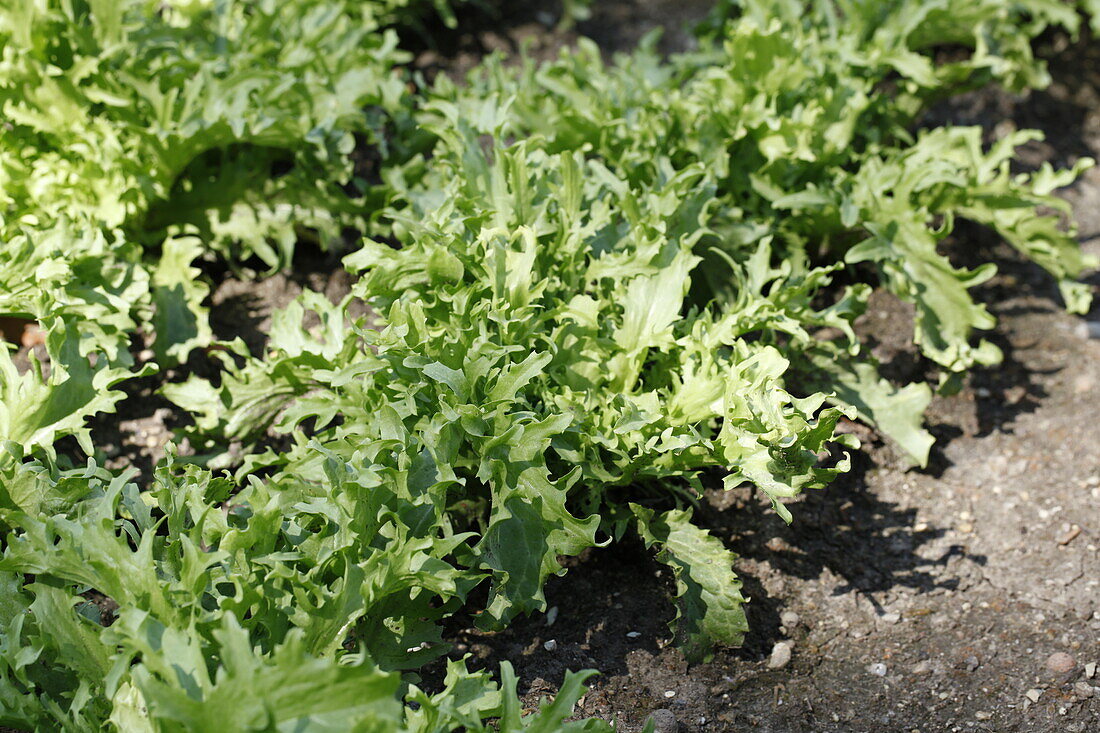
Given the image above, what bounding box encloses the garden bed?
[3,2,1098,730]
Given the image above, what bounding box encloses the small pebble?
[767,641,792,669]
[880,612,901,625]
[868,663,887,677]
[911,660,932,675]
[1026,688,1044,703]
[664,690,676,699]
[626,631,641,639]
[546,606,558,626]
[543,639,557,652]
[1074,681,1096,699]
[1085,662,1096,679]
[1046,651,1075,675]
[648,708,678,733]
[1058,525,1082,546]
[975,711,992,721]
[780,610,800,628]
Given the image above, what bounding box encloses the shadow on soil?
[430,444,989,694]
[950,227,1073,437]
[698,452,987,660]
[428,540,676,693]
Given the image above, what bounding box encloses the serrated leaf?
[631,504,748,663]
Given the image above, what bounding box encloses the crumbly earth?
[20,4,1100,732]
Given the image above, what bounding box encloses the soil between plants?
[38,4,1100,732]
